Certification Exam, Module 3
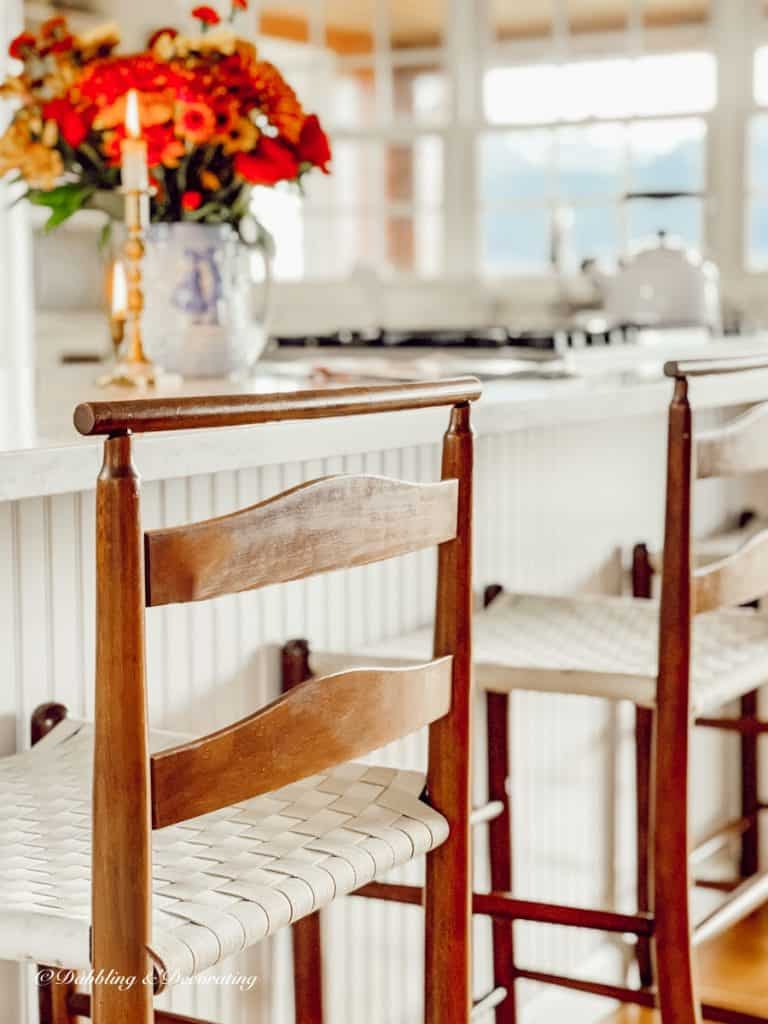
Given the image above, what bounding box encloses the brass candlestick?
[99,187,158,389]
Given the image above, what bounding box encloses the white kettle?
[585,194,721,331]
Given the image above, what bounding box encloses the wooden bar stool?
[631,508,768,989]
[0,378,480,1024]
[291,356,768,1023]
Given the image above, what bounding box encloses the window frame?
[254,0,763,287]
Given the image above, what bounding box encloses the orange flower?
[0,120,32,177]
[22,144,64,190]
[175,101,216,144]
[200,169,221,190]
[94,91,174,132]
[250,60,305,144]
[160,138,186,167]
[221,116,259,154]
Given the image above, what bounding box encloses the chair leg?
[424,770,472,1024]
[282,640,325,1024]
[38,968,77,1024]
[634,707,654,988]
[486,692,517,1024]
[630,545,656,988]
[654,721,700,1024]
[740,690,760,879]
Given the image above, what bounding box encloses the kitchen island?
[2,322,767,1024]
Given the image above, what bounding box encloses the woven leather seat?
[314,592,768,712]
[0,717,447,985]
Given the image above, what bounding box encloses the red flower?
[8,31,36,60]
[78,56,184,106]
[182,190,203,211]
[40,15,68,37]
[175,101,216,144]
[297,114,331,173]
[148,27,179,49]
[47,35,75,54]
[192,6,221,25]
[232,0,249,8]
[42,99,89,148]
[234,138,298,185]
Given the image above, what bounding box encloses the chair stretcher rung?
[470,800,504,826]
[353,883,653,935]
[694,869,768,946]
[513,968,655,1008]
[691,815,752,867]
[471,987,507,1019]
[68,992,215,1023]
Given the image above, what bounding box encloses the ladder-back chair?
[3,378,480,1024]
[290,356,768,1023]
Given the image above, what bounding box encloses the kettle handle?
[238,215,274,328]
[622,190,705,201]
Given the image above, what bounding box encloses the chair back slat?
[693,527,768,613]
[696,403,768,479]
[150,657,453,828]
[145,474,458,607]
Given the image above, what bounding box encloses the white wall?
[0,406,747,1023]
[0,0,34,366]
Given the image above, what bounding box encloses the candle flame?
[125,90,141,139]
[111,260,127,318]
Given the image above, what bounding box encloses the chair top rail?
[665,355,768,379]
[74,377,482,436]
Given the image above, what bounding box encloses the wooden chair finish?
[46,378,479,1024]
[286,356,768,1024]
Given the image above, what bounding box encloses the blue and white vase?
[141,222,272,378]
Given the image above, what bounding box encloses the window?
[479,54,713,275]
[491,0,710,41]
[748,48,768,269]
[254,1,447,280]
[247,2,726,283]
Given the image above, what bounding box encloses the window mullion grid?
[709,0,752,274]
[442,0,486,277]
[627,0,644,56]
[373,0,392,272]
[552,0,570,60]
[307,0,324,51]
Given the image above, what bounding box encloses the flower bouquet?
[0,3,332,377]
[0,4,331,230]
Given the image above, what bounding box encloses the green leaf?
[185,201,221,222]
[97,220,113,252]
[27,183,98,231]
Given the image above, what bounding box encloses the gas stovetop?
[270,324,640,353]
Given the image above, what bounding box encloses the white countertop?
[3,313,768,502]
